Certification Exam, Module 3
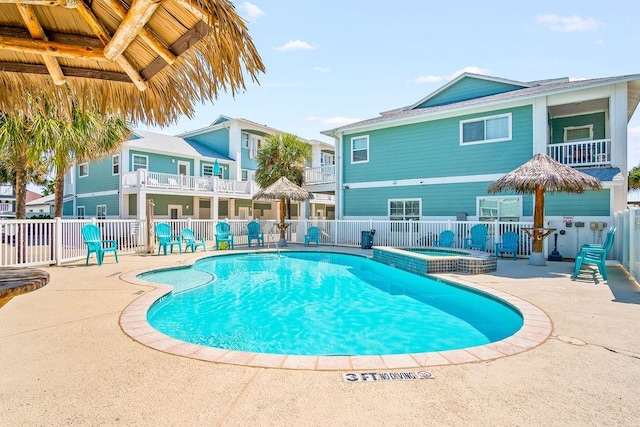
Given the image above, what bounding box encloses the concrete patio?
[1,247,639,426]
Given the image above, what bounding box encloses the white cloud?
[305,116,323,121]
[594,38,604,45]
[273,40,315,52]
[323,117,360,127]
[314,66,331,73]
[409,66,491,85]
[535,14,599,32]
[239,2,264,22]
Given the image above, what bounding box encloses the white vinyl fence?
[1,217,540,267]
[614,207,640,284]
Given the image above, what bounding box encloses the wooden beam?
[141,21,209,80]
[173,0,215,24]
[16,4,65,85]
[74,0,148,91]
[103,0,176,65]
[0,61,131,83]
[0,35,105,60]
[0,26,104,48]
[103,0,162,61]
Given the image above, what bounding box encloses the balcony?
[304,165,335,185]
[122,170,257,196]
[0,184,14,198]
[546,139,612,168]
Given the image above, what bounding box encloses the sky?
[139,1,640,191]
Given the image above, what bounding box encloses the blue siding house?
[323,73,640,255]
[64,116,335,221]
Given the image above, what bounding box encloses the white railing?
[5,216,638,273]
[304,165,336,184]
[0,203,12,213]
[546,139,612,167]
[121,169,256,195]
[310,194,335,202]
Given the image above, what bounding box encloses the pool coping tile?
[118,250,553,371]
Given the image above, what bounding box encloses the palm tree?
[629,165,640,191]
[31,107,130,218]
[255,133,312,239]
[41,179,56,197]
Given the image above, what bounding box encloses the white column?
[212,196,219,220]
[532,97,548,155]
[137,191,147,221]
[610,83,628,175]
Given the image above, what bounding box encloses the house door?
[238,206,250,220]
[178,161,190,186]
[168,204,182,219]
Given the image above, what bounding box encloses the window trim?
[78,162,89,178]
[241,169,255,182]
[564,125,594,142]
[460,113,512,146]
[476,195,522,221]
[132,154,148,171]
[351,135,369,164]
[388,198,421,220]
[96,204,107,219]
[77,206,85,219]
[112,154,120,175]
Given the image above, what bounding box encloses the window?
[203,164,223,178]
[96,205,107,219]
[241,169,256,181]
[132,154,148,171]
[477,196,522,221]
[243,132,262,160]
[389,199,420,232]
[460,113,511,144]
[112,155,119,175]
[564,125,593,142]
[321,152,334,166]
[78,163,89,177]
[351,136,369,163]
[77,206,85,219]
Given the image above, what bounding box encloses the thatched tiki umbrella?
[488,153,601,266]
[0,0,264,126]
[252,177,314,246]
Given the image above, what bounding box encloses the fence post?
[55,217,63,266]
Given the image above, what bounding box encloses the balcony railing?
[0,185,14,197]
[305,165,335,185]
[547,139,612,167]
[122,170,256,195]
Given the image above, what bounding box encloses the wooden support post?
[146,199,155,253]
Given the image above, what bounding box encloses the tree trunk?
[14,156,27,264]
[54,168,65,218]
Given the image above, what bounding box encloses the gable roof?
[128,130,232,161]
[323,73,640,135]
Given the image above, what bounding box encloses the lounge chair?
[572,228,615,281]
[82,223,118,266]
[215,221,234,250]
[304,226,320,247]
[181,227,206,253]
[156,222,182,255]
[494,231,519,260]
[247,220,264,247]
[464,224,488,251]
[433,230,455,247]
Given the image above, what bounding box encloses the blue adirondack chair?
[582,227,616,250]
[304,226,320,247]
[181,227,206,253]
[215,221,234,250]
[464,224,488,251]
[247,220,264,247]
[494,231,519,260]
[82,223,118,266]
[572,228,616,281]
[433,230,455,247]
[156,222,182,255]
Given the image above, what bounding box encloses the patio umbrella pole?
[530,184,546,266]
[278,197,287,247]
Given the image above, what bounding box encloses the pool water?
[142,252,523,356]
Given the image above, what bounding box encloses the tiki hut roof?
[252,177,314,202]
[0,0,264,126]
[488,153,602,194]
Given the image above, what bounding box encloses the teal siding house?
[64,115,335,221]
[323,73,640,254]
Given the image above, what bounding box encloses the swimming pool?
[140,252,523,356]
